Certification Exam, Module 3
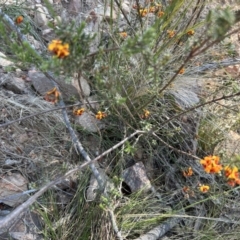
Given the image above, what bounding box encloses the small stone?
[122,162,152,193]
[72,76,91,97]
[94,5,117,21]
[75,111,105,133]
[34,6,48,27]
[119,1,131,14]
[3,77,27,94]
[53,16,62,25]
[0,52,13,67]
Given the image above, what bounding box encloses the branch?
[0,129,143,231]
[152,132,200,160]
[0,9,123,238]
[134,212,184,240]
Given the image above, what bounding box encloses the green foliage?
[207,8,236,39]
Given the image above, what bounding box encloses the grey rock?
[0,52,13,67]
[72,76,91,97]
[34,5,48,28]
[122,162,152,193]
[75,111,105,133]
[28,70,80,102]
[3,76,27,94]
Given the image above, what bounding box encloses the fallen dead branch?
[0,129,143,231]
[0,10,124,238]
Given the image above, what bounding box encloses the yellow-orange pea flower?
[149,6,156,13]
[119,32,128,38]
[48,39,69,59]
[224,166,238,177]
[157,11,164,17]
[199,184,210,193]
[187,29,195,36]
[73,108,85,116]
[139,9,148,17]
[178,68,185,74]
[200,155,222,174]
[15,15,24,24]
[141,109,150,119]
[167,30,175,38]
[224,166,240,187]
[183,167,193,177]
[96,111,107,120]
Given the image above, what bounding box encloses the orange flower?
[44,87,60,103]
[119,32,128,38]
[139,9,148,17]
[183,167,193,177]
[96,111,107,120]
[167,30,175,38]
[15,15,23,24]
[182,186,190,193]
[224,166,239,179]
[73,108,85,116]
[178,68,185,74]
[141,109,150,119]
[224,166,240,187]
[48,39,69,59]
[187,29,195,36]
[157,11,164,17]
[200,155,222,174]
[199,184,210,193]
[149,6,156,13]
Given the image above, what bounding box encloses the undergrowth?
[1,0,240,239]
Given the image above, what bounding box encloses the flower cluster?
[133,1,163,18]
[200,155,222,174]
[48,40,69,59]
[199,156,240,187]
[139,9,148,17]
[224,166,240,187]
[96,111,107,120]
[73,108,85,116]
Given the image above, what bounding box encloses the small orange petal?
[15,16,23,24]
[178,68,185,74]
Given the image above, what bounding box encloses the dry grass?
[1,0,240,239]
